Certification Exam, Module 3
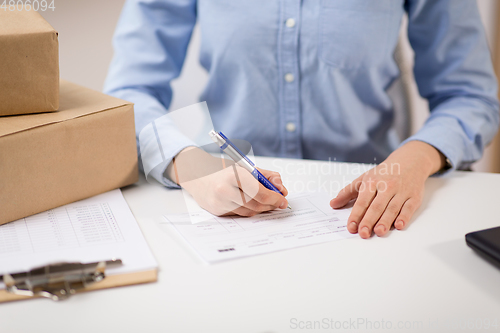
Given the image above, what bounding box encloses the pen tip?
[288,205,292,210]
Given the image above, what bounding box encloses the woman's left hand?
[330,141,446,239]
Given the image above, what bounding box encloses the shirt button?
[284,73,294,83]
[285,18,296,28]
[286,122,296,132]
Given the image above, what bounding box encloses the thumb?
[330,179,361,209]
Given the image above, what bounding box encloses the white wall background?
[40,0,499,171]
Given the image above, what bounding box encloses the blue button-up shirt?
[104,0,499,187]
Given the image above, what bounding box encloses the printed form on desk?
[162,193,355,263]
[0,190,157,287]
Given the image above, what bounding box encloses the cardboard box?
[0,80,139,226]
[0,10,59,116]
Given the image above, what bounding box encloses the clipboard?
[0,189,158,303]
[0,260,157,303]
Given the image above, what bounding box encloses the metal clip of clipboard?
[0,259,123,301]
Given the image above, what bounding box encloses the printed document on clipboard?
[0,190,158,302]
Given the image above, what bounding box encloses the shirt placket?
[278,0,302,159]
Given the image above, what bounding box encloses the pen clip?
[217,131,255,166]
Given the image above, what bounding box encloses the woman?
[104,0,499,238]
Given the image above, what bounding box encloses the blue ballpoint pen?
[209,130,292,210]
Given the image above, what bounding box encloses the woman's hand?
[330,141,446,239]
[167,147,289,217]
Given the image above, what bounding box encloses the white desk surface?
[2,157,500,333]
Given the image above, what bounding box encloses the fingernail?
[395,220,405,229]
[279,201,287,209]
[360,226,370,237]
[349,221,357,229]
[375,225,386,235]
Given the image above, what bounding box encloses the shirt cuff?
[399,116,468,176]
[139,117,196,188]
[147,146,192,189]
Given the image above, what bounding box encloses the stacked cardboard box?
[0,81,139,226]
[0,10,59,116]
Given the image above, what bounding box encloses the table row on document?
[0,202,124,255]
